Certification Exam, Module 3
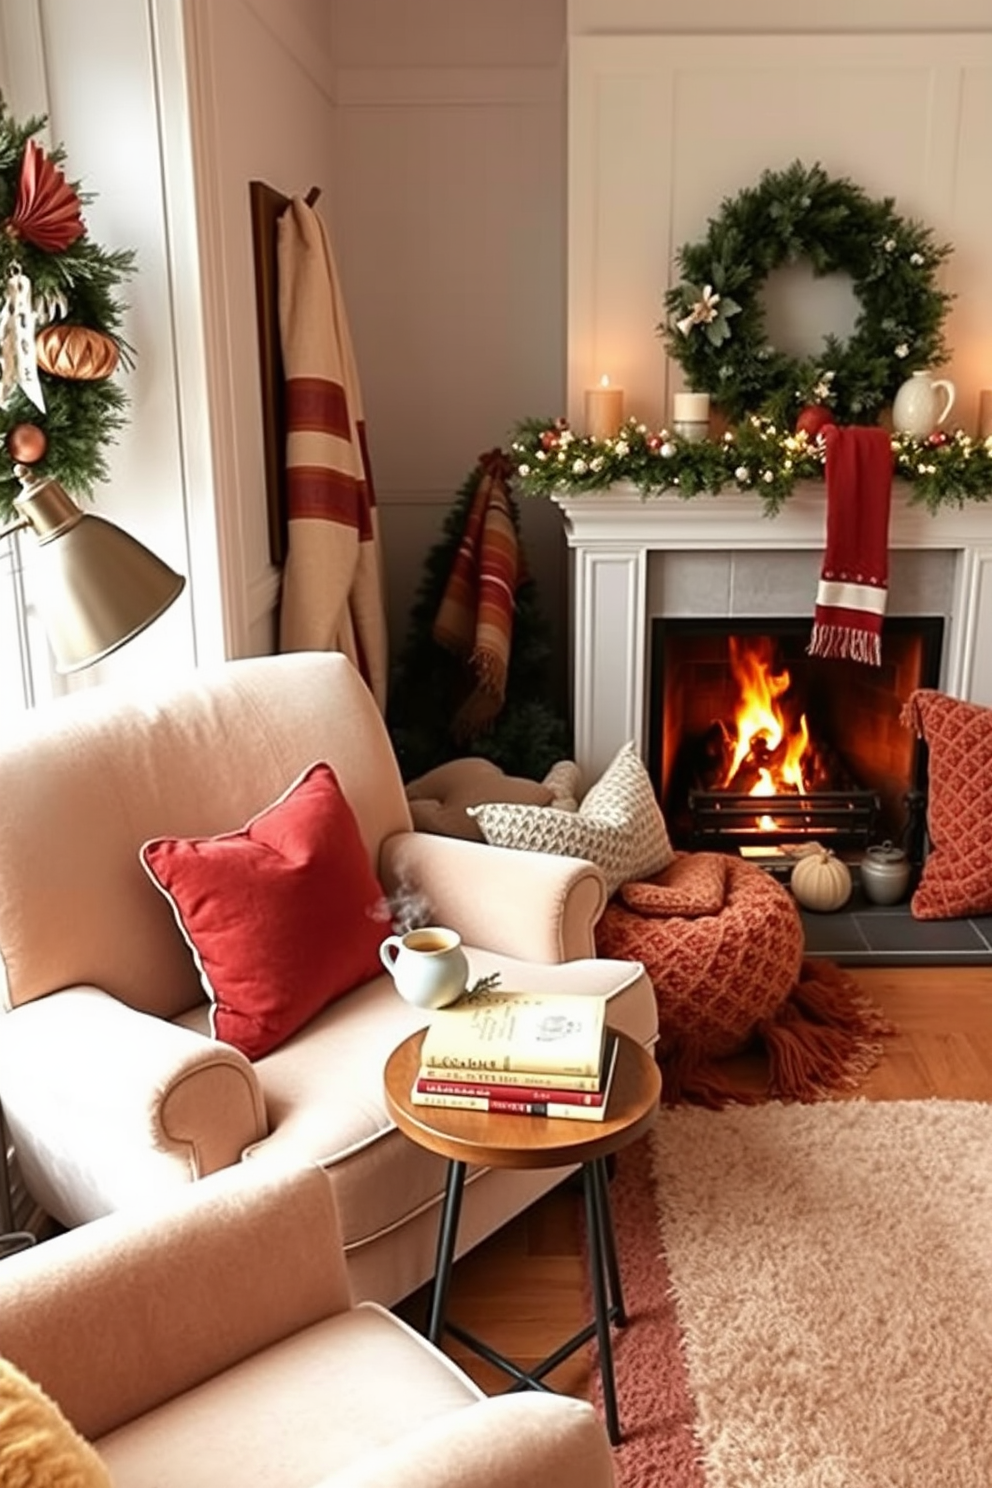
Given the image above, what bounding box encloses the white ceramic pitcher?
[379,926,469,1010]
[892,370,955,439]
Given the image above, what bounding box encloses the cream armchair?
[0,1160,617,1488]
[0,651,657,1305]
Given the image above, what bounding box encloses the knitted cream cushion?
[468,741,674,895]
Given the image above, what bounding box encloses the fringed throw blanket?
[597,853,894,1106]
[808,424,893,667]
[277,196,388,711]
[432,449,519,739]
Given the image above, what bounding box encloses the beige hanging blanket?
[276,196,387,710]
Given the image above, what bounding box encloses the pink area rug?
[592,1101,992,1488]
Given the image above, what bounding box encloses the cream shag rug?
[602,1100,992,1487]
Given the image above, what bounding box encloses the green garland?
[511,416,992,517]
[661,161,953,427]
[0,96,135,520]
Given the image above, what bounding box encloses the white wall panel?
[569,34,992,436]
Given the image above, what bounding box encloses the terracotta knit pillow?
[618,852,728,919]
[902,689,992,920]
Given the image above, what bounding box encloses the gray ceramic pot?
[860,841,912,905]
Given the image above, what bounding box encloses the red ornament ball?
[795,405,836,438]
[926,429,949,447]
[5,423,48,464]
[539,429,559,451]
[646,434,663,451]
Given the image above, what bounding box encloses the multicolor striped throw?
[276,196,387,710]
[433,449,519,738]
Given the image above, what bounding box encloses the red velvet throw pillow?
[902,689,992,920]
[141,762,389,1059]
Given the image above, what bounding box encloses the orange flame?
[718,637,811,810]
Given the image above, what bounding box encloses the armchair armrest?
[0,986,267,1227]
[0,1162,352,1442]
[318,1394,616,1488]
[379,831,607,962]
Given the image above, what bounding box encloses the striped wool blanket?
[433,449,519,738]
[276,196,387,710]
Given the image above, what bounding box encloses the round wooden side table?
[384,1027,661,1445]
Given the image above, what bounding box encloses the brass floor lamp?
[0,464,186,1251]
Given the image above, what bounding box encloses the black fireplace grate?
[688,788,880,853]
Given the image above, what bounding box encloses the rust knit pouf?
[596,853,893,1105]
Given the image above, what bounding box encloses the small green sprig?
[463,973,502,999]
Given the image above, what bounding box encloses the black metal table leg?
[593,1155,626,1326]
[583,1160,621,1445]
[427,1159,466,1344]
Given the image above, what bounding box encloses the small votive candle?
[979,389,992,440]
[672,390,711,443]
[584,375,624,440]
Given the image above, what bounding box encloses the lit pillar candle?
[979,389,992,439]
[584,375,624,440]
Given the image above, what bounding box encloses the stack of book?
[413,990,618,1121]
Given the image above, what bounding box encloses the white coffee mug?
[379,926,469,1010]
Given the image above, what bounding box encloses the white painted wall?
[175,0,340,658]
[327,0,569,672]
[567,28,992,436]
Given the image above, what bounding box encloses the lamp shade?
[13,473,186,674]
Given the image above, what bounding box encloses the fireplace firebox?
[649,616,944,858]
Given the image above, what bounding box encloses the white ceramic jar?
[859,842,912,906]
[892,371,955,439]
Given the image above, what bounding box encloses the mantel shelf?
[551,484,992,553]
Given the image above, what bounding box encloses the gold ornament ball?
[6,423,48,464]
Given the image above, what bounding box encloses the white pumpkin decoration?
[790,847,852,912]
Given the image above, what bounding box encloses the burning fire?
[716,637,811,825]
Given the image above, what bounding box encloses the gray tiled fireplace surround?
[652,546,990,967]
[651,544,992,964]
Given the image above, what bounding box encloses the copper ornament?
[36,324,120,380]
[5,422,48,464]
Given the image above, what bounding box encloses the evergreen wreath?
[662,160,953,427]
[0,95,135,521]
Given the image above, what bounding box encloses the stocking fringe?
[808,623,881,666]
[658,958,894,1107]
[809,621,886,663]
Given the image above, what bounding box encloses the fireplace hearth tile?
[800,910,872,957]
[800,891,992,966]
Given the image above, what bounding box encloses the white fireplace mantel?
[553,482,992,783]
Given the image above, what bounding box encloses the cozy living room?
[0,2,990,1486]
